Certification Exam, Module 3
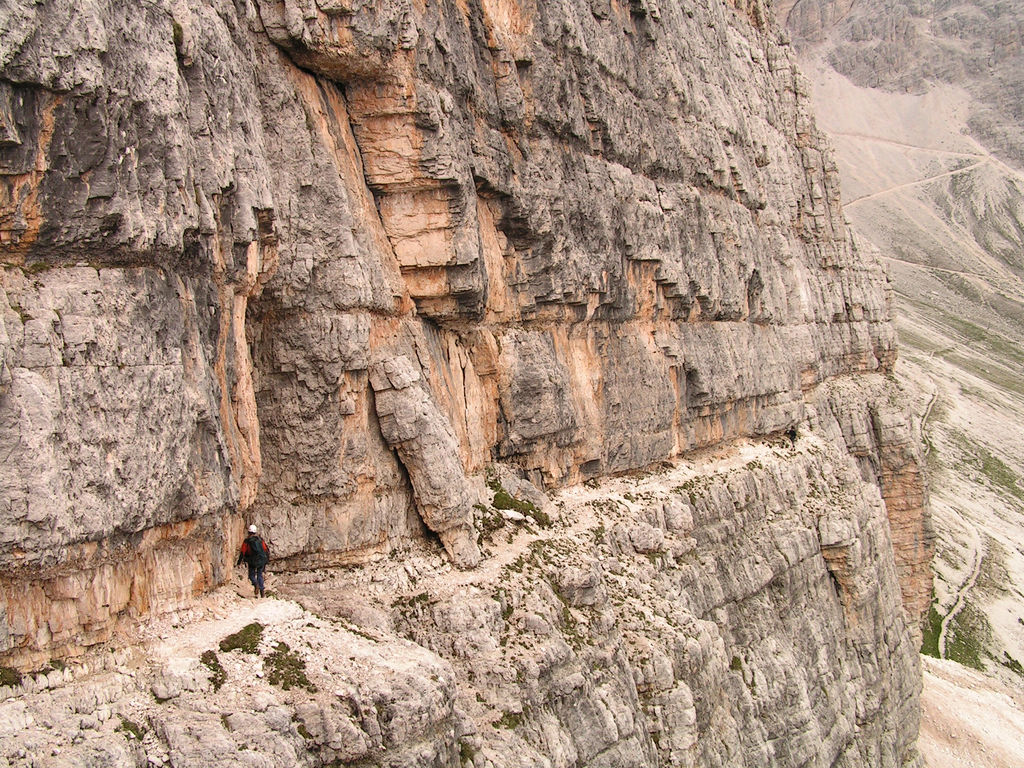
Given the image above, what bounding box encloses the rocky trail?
[844,159,988,206]
[827,132,987,159]
[883,256,998,282]
[0,424,925,767]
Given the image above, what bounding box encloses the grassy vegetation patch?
[1001,652,1024,677]
[475,503,506,538]
[393,591,432,621]
[116,714,146,741]
[920,600,944,658]
[945,600,992,671]
[976,451,1024,506]
[494,588,514,621]
[896,327,942,356]
[496,710,524,729]
[545,576,583,649]
[293,713,314,740]
[941,312,1024,368]
[486,471,551,528]
[941,349,1024,397]
[0,667,22,688]
[219,622,264,654]
[949,431,1024,507]
[492,487,534,515]
[28,659,67,677]
[264,641,317,693]
[673,475,713,508]
[200,650,227,691]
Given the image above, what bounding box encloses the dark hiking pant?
[247,563,265,594]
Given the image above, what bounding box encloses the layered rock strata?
[0,411,921,767]
[0,0,928,764]
[0,408,930,768]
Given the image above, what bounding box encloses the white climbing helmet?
[248,524,257,533]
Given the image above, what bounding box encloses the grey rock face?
[0,0,897,551]
[0,266,231,558]
[0,403,922,767]
[0,0,928,765]
[370,354,482,568]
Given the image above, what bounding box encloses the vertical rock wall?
[0,2,929,761]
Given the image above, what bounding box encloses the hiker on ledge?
[237,524,270,597]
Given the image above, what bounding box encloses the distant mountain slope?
[783,0,1024,692]
[783,0,1024,169]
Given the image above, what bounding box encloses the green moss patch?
[0,667,22,688]
[945,600,991,671]
[486,472,551,528]
[200,650,227,690]
[920,601,944,658]
[496,710,524,729]
[116,714,146,741]
[32,659,66,675]
[948,431,1023,509]
[219,622,264,654]
[1001,652,1024,677]
[264,642,317,693]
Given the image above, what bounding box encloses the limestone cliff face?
[0,0,927,765]
[0,417,923,768]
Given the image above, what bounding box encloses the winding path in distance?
[828,131,987,159]
[844,160,988,207]
[831,129,1024,179]
[938,518,985,659]
[882,255,996,281]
